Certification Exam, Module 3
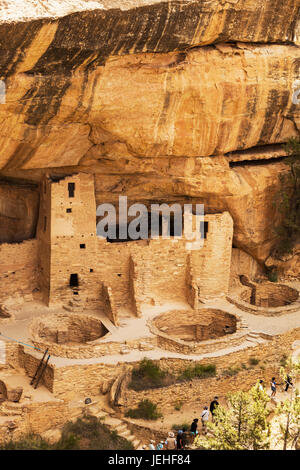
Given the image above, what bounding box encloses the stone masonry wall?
[20,327,299,399]
[190,212,234,299]
[0,240,39,302]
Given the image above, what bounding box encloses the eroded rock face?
[0,1,299,266]
[0,44,299,170]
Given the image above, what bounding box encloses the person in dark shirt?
[209,396,219,421]
[176,430,183,450]
[190,418,198,435]
[181,427,187,449]
[285,375,293,392]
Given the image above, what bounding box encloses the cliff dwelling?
[0,0,299,451]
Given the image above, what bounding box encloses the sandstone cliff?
[0,0,299,266]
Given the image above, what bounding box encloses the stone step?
[0,408,23,416]
[115,423,128,433]
[119,429,131,439]
[104,416,123,428]
[2,402,22,409]
[248,333,260,338]
[94,411,109,420]
[85,405,100,415]
[254,338,267,344]
[133,439,141,449]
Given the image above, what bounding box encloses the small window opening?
[68,182,75,198]
[66,208,72,213]
[80,244,86,249]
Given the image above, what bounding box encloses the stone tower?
[37,173,97,306]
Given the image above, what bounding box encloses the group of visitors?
[192,396,219,435]
[258,375,294,398]
[142,377,296,450]
[144,430,187,451]
[142,396,220,450]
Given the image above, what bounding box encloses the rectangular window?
[66,208,72,213]
[68,182,75,198]
[80,244,86,249]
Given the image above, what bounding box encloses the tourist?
[258,379,264,392]
[156,440,164,450]
[270,377,282,397]
[149,439,155,450]
[209,396,219,421]
[201,406,209,434]
[165,432,177,450]
[284,374,293,392]
[176,429,184,450]
[181,427,187,449]
[190,418,199,435]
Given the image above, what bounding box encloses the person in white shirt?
[148,440,155,450]
[201,406,209,434]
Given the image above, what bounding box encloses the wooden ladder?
[30,349,51,389]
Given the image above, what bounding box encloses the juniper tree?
[275,358,300,450]
[194,385,271,450]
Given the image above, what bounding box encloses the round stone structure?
[149,308,248,355]
[228,283,300,316]
[30,313,110,359]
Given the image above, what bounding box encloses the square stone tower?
[37,173,97,306]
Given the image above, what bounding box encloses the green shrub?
[174,400,183,411]
[0,434,53,450]
[222,367,241,377]
[1,416,134,451]
[58,415,134,450]
[267,270,278,283]
[128,358,175,391]
[178,363,216,381]
[249,357,260,366]
[171,422,190,431]
[125,399,162,420]
[280,355,288,367]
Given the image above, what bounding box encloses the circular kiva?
[149,309,248,355]
[30,313,109,359]
[227,283,300,316]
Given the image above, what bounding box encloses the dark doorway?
[69,274,79,288]
[201,221,209,239]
